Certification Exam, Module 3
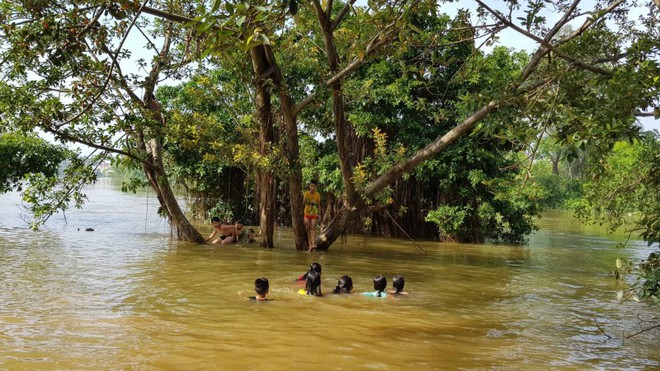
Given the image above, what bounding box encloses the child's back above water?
[295,262,321,283]
[297,263,323,296]
[362,275,387,298]
[388,275,408,295]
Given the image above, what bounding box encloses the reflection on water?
[0,180,658,369]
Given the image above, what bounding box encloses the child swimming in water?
[297,263,323,296]
[388,275,408,295]
[296,263,323,296]
[304,269,323,296]
[249,277,270,301]
[362,275,387,298]
[295,262,322,282]
[332,275,353,294]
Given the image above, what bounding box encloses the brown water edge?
[0,183,658,369]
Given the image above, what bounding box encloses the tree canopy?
[0,0,658,251]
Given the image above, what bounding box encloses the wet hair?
[245,228,255,242]
[309,180,318,186]
[211,216,220,223]
[254,277,269,296]
[301,262,322,281]
[373,275,387,297]
[392,275,405,293]
[332,275,353,294]
[305,269,323,296]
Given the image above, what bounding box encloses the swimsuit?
[303,191,320,220]
[362,291,387,298]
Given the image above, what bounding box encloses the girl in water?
[295,262,321,282]
[363,275,387,297]
[302,269,323,296]
[332,275,353,294]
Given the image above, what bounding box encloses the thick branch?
[363,101,498,197]
[140,5,194,24]
[331,0,357,32]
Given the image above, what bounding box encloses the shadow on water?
[0,181,658,369]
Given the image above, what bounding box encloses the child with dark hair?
[245,228,256,243]
[332,275,353,294]
[388,275,408,295]
[297,263,323,296]
[304,269,323,296]
[249,277,270,301]
[294,262,322,282]
[363,275,387,298]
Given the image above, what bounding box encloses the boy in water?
[303,180,321,250]
[250,277,270,301]
[206,217,243,245]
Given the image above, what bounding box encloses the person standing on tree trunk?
[303,180,321,251]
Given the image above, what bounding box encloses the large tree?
[2,1,656,250]
[0,0,209,241]
[313,0,659,249]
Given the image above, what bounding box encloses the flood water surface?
[0,180,658,369]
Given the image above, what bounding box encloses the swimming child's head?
[373,275,387,293]
[332,275,353,294]
[254,277,269,298]
[392,275,405,293]
[305,269,322,296]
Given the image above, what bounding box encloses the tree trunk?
[312,5,362,249]
[551,153,560,175]
[143,137,206,243]
[255,42,308,250]
[250,45,277,248]
[279,93,307,250]
[315,203,362,249]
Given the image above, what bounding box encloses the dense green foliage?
[0,132,71,193]
[575,133,659,243]
[336,16,542,243]
[157,70,256,223]
[0,131,96,229]
[574,132,660,304]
